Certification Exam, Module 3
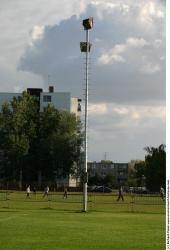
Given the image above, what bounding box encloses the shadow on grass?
[40,207,54,210]
[0,209,20,213]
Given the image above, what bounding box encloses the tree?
[128,160,140,187]
[144,144,166,191]
[0,94,82,187]
[134,161,146,186]
[0,92,38,187]
[30,105,82,184]
[103,173,116,188]
[88,173,103,186]
[88,173,115,188]
[101,160,112,164]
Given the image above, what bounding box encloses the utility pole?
[80,17,93,212]
[104,152,107,161]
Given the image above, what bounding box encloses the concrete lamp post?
[80,17,93,212]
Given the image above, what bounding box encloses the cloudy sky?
[0,0,166,162]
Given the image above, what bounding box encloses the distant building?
[0,86,82,117]
[88,161,128,185]
[55,175,80,188]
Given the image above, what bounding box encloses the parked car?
[87,185,97,192]
[129,186,148,194]
[92,186,113,193]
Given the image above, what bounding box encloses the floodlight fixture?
[80,42,92,52]
[82,17,93,30]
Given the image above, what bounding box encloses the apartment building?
[88,161,128,185]
[0,86,81,116]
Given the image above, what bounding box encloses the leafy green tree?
[31,105,82,183]
[134,161,146,186]
[101,160,113,164]
[0,94,82,187]
[144,144,166,191]
[88,173,103,186]
[103,173,115,188]
[0,92,38,187]
[127,161,137,187]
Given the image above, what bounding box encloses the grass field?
[0,191,166,250]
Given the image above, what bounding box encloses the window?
[33,96,40,101]
[77,103,81,112]
[43,95,51,102]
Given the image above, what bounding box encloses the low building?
[88,161,128,185]
[55,175,80,188]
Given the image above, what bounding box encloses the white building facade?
[0,86,81,117]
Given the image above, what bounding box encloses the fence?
[0,192,8,201]
[0,191,166,213]
[87,193,165,213]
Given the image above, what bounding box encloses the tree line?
[0,92,166,192]
[128,144,166,191]
[0,92,82,188]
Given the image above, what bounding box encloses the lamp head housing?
[82,17,93,30]
[80,42,92,52]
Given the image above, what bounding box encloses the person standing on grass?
[160,186,165,201]
[117,186,124,201]
[26,185,31,198]
[43,186,49,198]
[63,187,68,199]
[33,186,36,196]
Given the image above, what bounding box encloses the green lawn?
[0,191,166,250]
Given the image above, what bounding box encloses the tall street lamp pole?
[80,17,93,212]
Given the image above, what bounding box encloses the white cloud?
[113,44,127,53]
[98,53,125,64]
[98,37,149,65]
[89,102,165,123]
[153,39,163,48]
[139,1,165,25]
[131,110,140,120]
[89,103,108,114]
[91,0,165,31]
[88,102,165,161]
[30,25,45,44]
[92,1,130,14]
[0,0,88,64]
[140,62,161,74]
[126,37,150,47]
[112,107,129,115]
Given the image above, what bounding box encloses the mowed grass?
[0,191,166,250]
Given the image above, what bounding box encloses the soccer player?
[33,186,36,196]
[117,186,124,201]
[43,186,49,198]
[160,186,165,201]
[63,187,68,199]
[26,185,31,198]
